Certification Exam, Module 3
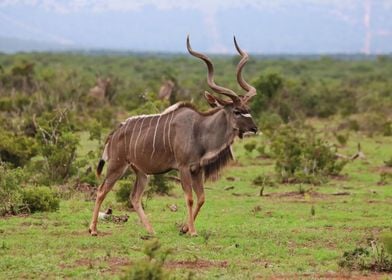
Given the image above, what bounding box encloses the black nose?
[250,127,258,133]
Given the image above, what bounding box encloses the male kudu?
[89,36,258,236]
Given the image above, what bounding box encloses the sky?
[1,0,392,54]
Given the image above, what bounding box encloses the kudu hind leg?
[131,171,154,234]
[89,162,125,236]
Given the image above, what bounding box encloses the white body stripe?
[134,117,146,160]
[128,117,140,162]
[167,112,175,153]
[150,114,162,159]
[143,117,154,153]
[162,113,170,152]
[123,117,133,155]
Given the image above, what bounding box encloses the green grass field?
[1,129,391,279]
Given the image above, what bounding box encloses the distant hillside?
[0,36,75,53]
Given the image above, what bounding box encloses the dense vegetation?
[0,52,391,278]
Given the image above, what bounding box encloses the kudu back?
[89,36,258,236]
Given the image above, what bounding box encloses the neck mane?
[162,102,220,116]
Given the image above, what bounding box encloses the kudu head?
[187,35,258,138]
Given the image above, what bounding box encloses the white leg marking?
[134,117,146,161]
[151,114,162,159]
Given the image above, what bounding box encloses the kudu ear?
[204,91,231,108]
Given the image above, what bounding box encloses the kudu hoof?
[88,228,98,236]
[180,225,189,234]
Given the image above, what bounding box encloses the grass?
[0,129,391,279]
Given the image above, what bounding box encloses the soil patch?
[268,272,390,279]
[59,256,131,271]
[271,191,329,199]
[166,259,228,269]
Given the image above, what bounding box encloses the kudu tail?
[96,142,109,178]
[96,159,106,178]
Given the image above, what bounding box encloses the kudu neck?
[200,109,236,150]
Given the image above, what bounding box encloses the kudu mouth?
[238,126,258,139]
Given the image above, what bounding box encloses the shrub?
[253,175,275,187]
[384,157,392,168]
[116,180,133,206]
[147,174,174,196]
[0,127,38,167]
[270,124,347,184]
[34,110,79,184]
[0,163,26,215]
[121,239,171,280]
[378,172,392,186]
[334,132,349,146]
[381,233,392,255]
[258,113,283,136]
[338,240,392,272]
[22,186,60,213]
[243,141,257,154]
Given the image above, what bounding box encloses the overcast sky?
[1,0,392,54]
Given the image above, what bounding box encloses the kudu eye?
[233,110,241,116]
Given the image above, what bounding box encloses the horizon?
[1,0,392,54]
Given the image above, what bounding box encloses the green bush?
[338,240,392,272]
[116,180,133,206]
[243,141,257,154]
[384,157,392,168]
[0,163,26,215]
[121,239,170,280]
[22,186,60,213]
[34,110,79,184]
[147,174,174,196]
[270,124,347,184]
[0,127,38,167]
[258,113,283,136]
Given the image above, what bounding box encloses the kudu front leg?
[179,168,200,236]
[89,180,116,236]
[181,170,204,235]
[89,161,125,236]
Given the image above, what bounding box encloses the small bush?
[121,239,171,280]
[22,186,60,213]
[384,157,392,168]
[116,180,133,206]
[258,113,283,136]
[0,163,26,215]
[0,127,38,167]
[253,175,275,187]
[243,141,257,154]
[378,172,392,186]
[334,132,349,146]
[338,240,392,272]
[270,124,347,184]
[147,174,174,196]
[34,110,79,184]
[381,233,392,255]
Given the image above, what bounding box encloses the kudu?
[89,36,258,236]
